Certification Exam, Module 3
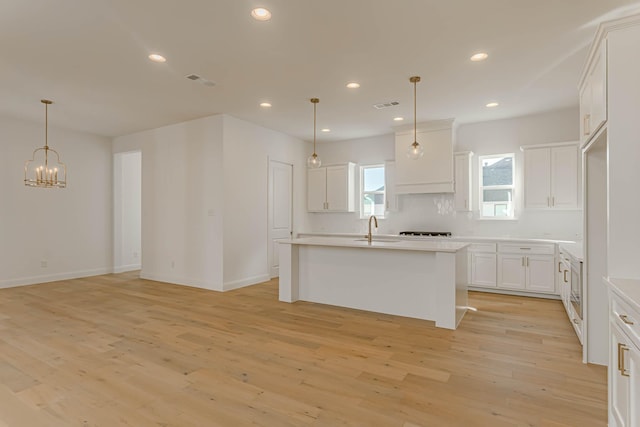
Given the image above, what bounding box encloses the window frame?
[478,153,516,220]
[359,164,386,219]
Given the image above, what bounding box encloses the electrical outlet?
[171,261,175,269]
[41,260,47,268]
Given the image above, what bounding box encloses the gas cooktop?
[398,231,452,237]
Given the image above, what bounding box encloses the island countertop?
[280,236,469,253]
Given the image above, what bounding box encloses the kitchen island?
[279,237,469,329]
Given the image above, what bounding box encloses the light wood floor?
[0,272,606,426]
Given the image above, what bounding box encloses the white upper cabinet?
[454,151,473,211]
[394,119,454,194]
[307,163,356,213]
[522,142,579,210]
[580,39,608,146]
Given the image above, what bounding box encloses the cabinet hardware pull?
[551,196,555,207]
[547,196,550,207]
[620,314,635,325]
[465,199,467,209]
[386,200,389,209]
[526,257,529,267]
[618,343,630,377]
[558,261,562,273]
[583,114,591,136]
[520,247,531,250]
[521,257,524,267]
[572,318,579,324]
[563,270,568,283]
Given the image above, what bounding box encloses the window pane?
[483,189,512,202]
[482,156,513,186]
[363,167,385,192]
[481,202,512,217]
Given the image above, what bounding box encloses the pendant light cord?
[413,79,417,144]
[313,101,317,155]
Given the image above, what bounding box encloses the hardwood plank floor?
[0,272,606,426]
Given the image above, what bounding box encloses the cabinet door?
[326,164,355,212]
[498,254,526,289]
[611,323,631,427]
[307,168,327,212]
[525,254,556,293]
[524,148,551,209]
[471,253,497,287]
[551,145,578,209]
[454,153,472,211]
[629,342,640,426]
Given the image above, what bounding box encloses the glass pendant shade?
[407,141,424,160]
[308,98,321,168]
[24,100,67,188]
[307,152,321,168]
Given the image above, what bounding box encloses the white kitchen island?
[279,237,469,329]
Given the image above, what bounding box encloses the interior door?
[268,160,293,278]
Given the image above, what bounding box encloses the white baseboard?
[113,264,141,273]
[0,267,113,289]
[139,271,224,291]
[223,274,270,291]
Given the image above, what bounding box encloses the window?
[479,153,515,219]
[360,165,385,219]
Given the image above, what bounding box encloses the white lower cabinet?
[467,242,556,296]
[469,243,497,288]
[607,280,640,427]
[497,244,556,294]
[611,323,633,427]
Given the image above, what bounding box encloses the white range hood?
[394,118,455,194]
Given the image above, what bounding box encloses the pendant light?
[24,100,67,188]
[407,76,425,160]
[306,98,322,168]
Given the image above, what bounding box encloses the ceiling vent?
[185,74,215,87]
[373,101,400,109]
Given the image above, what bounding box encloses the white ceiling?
[2,0,640,142]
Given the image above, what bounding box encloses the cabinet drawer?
[612,294,640,347]
[468,243,497,253]
[498,243,555,255]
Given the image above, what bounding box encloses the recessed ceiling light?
[486,102,499,108]
[393,117,404,121]
[260,102,272,108]
[321,128,331,132]
[148,54,166,63]
[346,82,360,89]
[470,52,489,62]
[251,8,271,21]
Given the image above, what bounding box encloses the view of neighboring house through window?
[479,154,515,219]
[360,165,385,219]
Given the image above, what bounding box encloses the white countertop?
[280,237,469,253]
[558,242,584,262]
[605,277,640,313]
[299,232,577,245]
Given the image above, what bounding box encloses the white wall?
[113,115,226,290]
[0,115,113,288]
[113,114,309,291]
[305,107,583,240]
[113,150,141,272]
[222,115,309,289]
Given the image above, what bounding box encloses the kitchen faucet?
[366,215,378,244]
